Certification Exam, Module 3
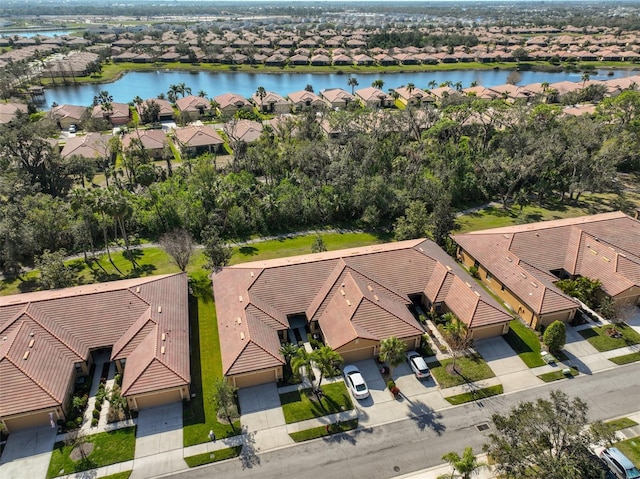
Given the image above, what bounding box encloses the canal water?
[41,68,637,109]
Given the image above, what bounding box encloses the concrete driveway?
[0,426,57,479]
[130,402,184,479]
[238,383,292,451]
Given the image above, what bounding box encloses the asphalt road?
[169,362,640,479]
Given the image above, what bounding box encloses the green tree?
[543,320,566,352]
[291,347,313,382]
[211,378,239,434]
[484,390,602,479]
[256,86,267,112]
[379,336,407,379]
[279,343,298,380]
[371,79,384,89]
[202,225,232,272]
[311,345,343,393]
[160,229,195,272]
[311,234,327,253]
[442,313,471,372]
[555,276,601,309]
[35,249,75,290]
[442,446,485,479]
[394,200,430,240]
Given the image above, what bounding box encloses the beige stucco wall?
[127,386,189,410]
[229,367,282,389]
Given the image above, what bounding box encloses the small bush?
[543,320,566,352]
[91,418,98,427]
[92,408,100,419]
[66,421,76,430]
[387,379,396,390]
[469,265,479,278]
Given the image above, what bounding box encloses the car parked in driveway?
[600,447,640,479]
[68,124,77,133]
[406,351,430,379]
[343,365,370,399]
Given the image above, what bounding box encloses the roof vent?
[520,272,527,279]
[590,249,598,256]
[346,299,351,306]
[603,256,610,262]
[2,337,6,341]
[503,234,509,239]
[506,257,512,262]
[161,346,165,354]
[250,271,254,277]
[373,294,379,301]
[158,306,162,313]
[418,247,424,252]
[29,339,35,348]
[136,286,141,293]
[162,333,166,341]
[530,282,538,288]
[29,332,34,337]
[240,332,245,340]
[239,295,243,302]
[367,285,373,292]
[446,265,452,271]
[237,317,242,325]
[340,289,346,296]
[23,350,30,360]
[465,282,472,288]
[474,291,481,297]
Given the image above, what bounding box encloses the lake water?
[41,68,637,109]
[1,30,72,38]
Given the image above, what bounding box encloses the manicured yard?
[47,427,136,479]
[606,417,638,431]
[279,383,353,424]
[427,354,496,388]
[616,437,640,468]
[183,272,240,447]
[502,320,545,368]
[577,325,640,352]
[610,352,640,365]
[445,385,503,405]
[183,445,243,467]
[537,368,579,382]
[289,419,359,442]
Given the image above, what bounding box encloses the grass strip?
[503,320,545,368]
[280,382,353,424]
[577,324,640,352]
[609,352,640,365]
[289,419,358,442]
[184,445,243,467]
[537,368,579,382]
[445,385,504,405]
[615,438,640,468]
[47,427,136,479]
[606,417,638,431]
[100,472,132,479]
[427,354,496,388]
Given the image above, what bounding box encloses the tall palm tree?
[256,86,267,112]
[279,343,298,380]
[198,90,207,98]
[311,346,343,394]
[291,347,313,383]
[347,76,359,95]
[379,336,407,379]
[178,82,192,97]
[442,447,485,479]
[428,80,437,90]
[406,82,415,95]
[167,84,180,103]
[371,79,384,89]
[581,72,591,88]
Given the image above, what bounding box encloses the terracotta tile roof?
[175,95,210,113]
[0,273,189,417]
[213,239,511,376]
[60,132,112,160]
[122,129,167,151]
[453,212,640,313]
[173,125,223,148]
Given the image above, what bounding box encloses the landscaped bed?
[289,418,359,442]
[610,352,640,365]
[427,353,496,388]
[503,320,545,368]
[279,382,353,424]
[445,385,504,405]
[577,324,640,352]
[184,445,243,467]
[46,427,136,479]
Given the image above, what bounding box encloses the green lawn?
[279,383,353,424]
[606,417,638,431]
[616,438,640,468]
[577,325,640,352]
[610,352,640,365]
[289,419,359,442]
[503,320,545,368]
[182,272,240,447]
[537,368,579,382]
[47,427,136,479]
[445,385,503,405]
[101,472,132,479]
[427,353,496,388]
[184,446,243,467]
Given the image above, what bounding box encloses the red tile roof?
[213,239,511,376]
[0,273,189,417]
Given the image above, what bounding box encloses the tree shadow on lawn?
[17,277,39,293]
[504,328,536,355]
[405,398,446,436]
[238,246,258,257]
[189,276,214,303]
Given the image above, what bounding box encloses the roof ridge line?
[5,354,62,403]
[22,308,86,359]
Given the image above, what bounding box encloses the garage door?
[340,347,375,363]
[4,411,51,432]
[133,389,182,409]
[472,324,507,340]
[232,369,277,389]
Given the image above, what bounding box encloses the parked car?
[406,351,430,379]
[600,447,640,479]
[69,124,77,133]
[343,365,370,399]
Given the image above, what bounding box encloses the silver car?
[406,351,430,379]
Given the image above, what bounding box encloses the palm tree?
[442,447,485,479]
[347,76,359,95]
[439,80,453,88]
[311,346,343,394]
[371,79,384,90]
[167,84,180,103]
[279,343,298,380]
[428,80,437,90]
[291,347,313,383]
[379,336,407,379]
[198,90,207,98]
[581,72,591,88]
[454,81,463,91]
[256,86,267,112]
[407,82,415,95]
[470,80,478,88]
[93,90,113,107]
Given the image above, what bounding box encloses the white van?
[600,447,640,479]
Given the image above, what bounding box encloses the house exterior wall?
[469,323,509,340]
[229,367,282,389]
[612,286,640,307]
[337,339,378,362]
[538,309,575,328]
[127,386,188,410]
[1,406,64,433]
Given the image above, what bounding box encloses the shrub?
[114,374,122,387]
[387,379,396,390]
[92,408,100,419]
[91,418,98,427]
[75,416,83,426]
[543,320,566,352]
[469,265,479,278]
[66,421,76,430]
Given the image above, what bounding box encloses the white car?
[406,351,430,379]
[68,124,77,133]
[343,365,370,399]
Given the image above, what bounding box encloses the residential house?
[173,124,224,156]
[137,98,174,122]
[452,212,640,330]
[213,93,252,117]
[91,102,131,126]
[394,86,434,107]
[213,239,512,388]
[0,273,190,432]
[47,104,88,130]
[122,129,168,159]
[60,132,112,163]
[287,90,324,110]
[355,87,394,108]
[0,102,28,124]
[251,91,289,114]
[175,95,211,119]
[225,119,263,144]
[320,88,355,110]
